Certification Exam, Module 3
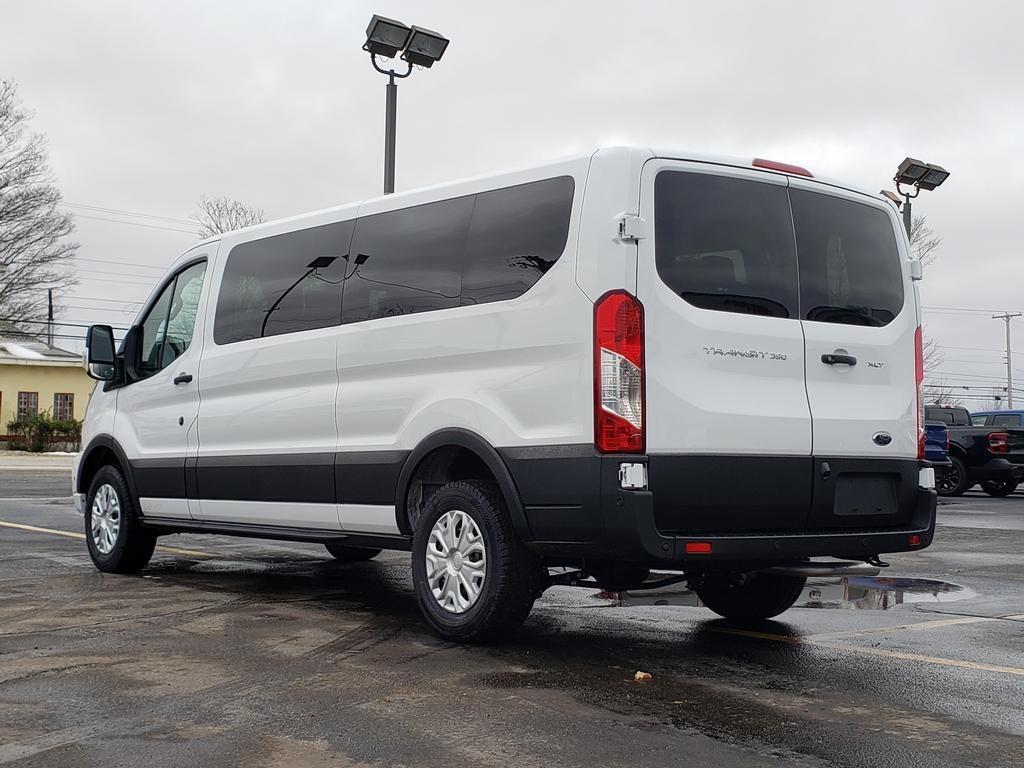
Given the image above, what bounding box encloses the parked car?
[74,147,937,641]
[925,405,1024,496]
[971,410,1024,428]
[924,421,952,480]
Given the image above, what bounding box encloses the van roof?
[200,145,892,246]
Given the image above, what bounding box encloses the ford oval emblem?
[873,432,893,447]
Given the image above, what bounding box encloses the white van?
[75,147,937,641]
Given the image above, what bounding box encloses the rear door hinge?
[618,214,648,241]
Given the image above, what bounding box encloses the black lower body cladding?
[501,447,937,565]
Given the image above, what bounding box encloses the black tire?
[324,544,382,561]
[936,455,970,497]
[981,479,1019,497]
[693,572,806,622]
[412,479,543,643]
[85,465,156,574]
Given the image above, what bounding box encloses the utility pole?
[47,288,53,347]
[992,312,1022,408]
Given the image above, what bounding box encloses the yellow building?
[0,338,95,436]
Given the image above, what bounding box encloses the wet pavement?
[0,478,1022,767]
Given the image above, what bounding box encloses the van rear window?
[790,189,903,327]
[654,170,904,326]
[654,172,798,319]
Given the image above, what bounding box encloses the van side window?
[790,189,903,327]
[214,221,354,344]
[137,260,207,378]
[654,171,799,319]
[342,197,474,324]
[461,176,574,305]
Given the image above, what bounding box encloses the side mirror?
[86,325,116,381]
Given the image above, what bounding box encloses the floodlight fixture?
[879,189,903,208]
[895,157,930,187]
[363,15,450,194]
[306,256,337,270]
[401,26,449,68]
[892,156,950,235]
[363,15,412,58]
[915,163,950,191]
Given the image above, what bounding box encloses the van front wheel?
[412,479,542,642]
[85,465,156,574]
[693,572,806,622]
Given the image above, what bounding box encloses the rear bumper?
[971,457,1024,483]
[502,447,937,566]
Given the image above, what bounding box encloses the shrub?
[6,410,82,452]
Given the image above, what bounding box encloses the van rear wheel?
[693,572,806,622]
[412,479,542,643]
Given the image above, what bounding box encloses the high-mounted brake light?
[752,158,814,178]
[988,432,1010,454]
[594,291,645,453]
[915,327,925,460]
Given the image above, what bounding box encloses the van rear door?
[636,160,812,534]
[789,178,920,530]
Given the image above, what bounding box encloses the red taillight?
[594,291,645,453]
[685,542,713,554]
[915,327,925,460]
[908,534,922,547]
[752,158,813,178]
[988,432,1010,454]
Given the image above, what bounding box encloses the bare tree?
[192,195,265,239]
[0,80,77,335]
[909,215,941,267]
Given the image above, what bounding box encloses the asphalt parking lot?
[1,464,1022,767]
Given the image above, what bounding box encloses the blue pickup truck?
[925,421,952,482]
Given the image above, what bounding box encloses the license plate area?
[833,474,897,516]
[806,458,918,531]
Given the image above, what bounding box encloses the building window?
[17,392,38,422]
[53,393,74,421]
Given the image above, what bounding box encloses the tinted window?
[342,197,473,324]
[137,280,174,377]
[992,414,1021,427]
[461,176,574,305]
[970,415,988,426]
[654,171,799,318]
[214,221,354,344]
[791,189,903,327]
[137,261,207,378]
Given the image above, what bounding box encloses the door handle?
[821,353,857,366]
[173,372,193,385]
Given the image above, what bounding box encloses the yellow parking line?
[0,520,211,559]
[807,615,1000,641]
[708,624,1024,678]
[809,640,1024,678]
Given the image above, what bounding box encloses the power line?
[72,212,198,235]
[61,201,196,227]
[74,257,165,271]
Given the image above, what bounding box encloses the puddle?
[607,575,976,610]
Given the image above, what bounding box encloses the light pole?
[992,312,1022,408]
[892,157,950,237]
[363,15,450,195]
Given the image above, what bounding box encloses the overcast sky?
[4,1,1024,406]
